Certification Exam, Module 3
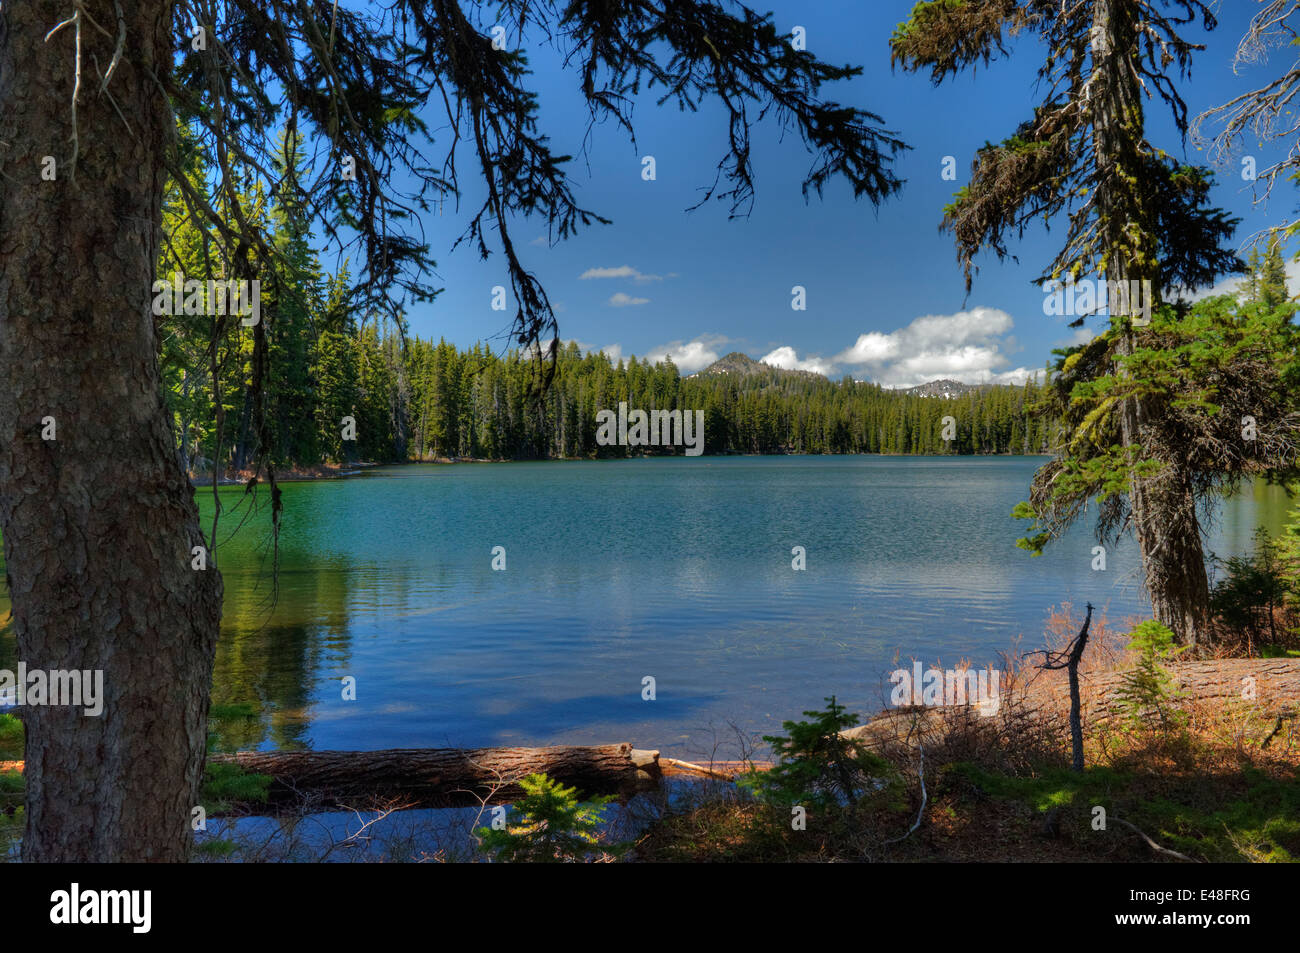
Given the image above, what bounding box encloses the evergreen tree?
[892,0,1243,645]
[1260,237,1290,311]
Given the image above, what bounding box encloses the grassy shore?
[633,611,1300,863]
[634,707,1299,862]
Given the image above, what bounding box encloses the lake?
[1,456,1291,758]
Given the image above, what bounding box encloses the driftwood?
[659,757,773,781]
[844,658,1300,752]
[203,744,661,814]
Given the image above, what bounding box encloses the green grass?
[1260,644,1300,658]
[209,702,260,721]
[193,837,240,858]
[952,760,1300,862]
[0,768,21,860]
[0,770,22,797]
[200,761,271,813]
[0,714,22,760]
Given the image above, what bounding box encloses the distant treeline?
[167,324,1050,469]
[160,132,1049,471]
[403,341,1050,459]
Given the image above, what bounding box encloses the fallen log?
[206,743,661,814]
[1071,658,1300,717]
[659,757,773,781]
[845,658,1300,752]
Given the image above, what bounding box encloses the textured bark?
[1127,465,1212,645]
[1091,0,1210,646]
[206,744,659,813]
[0,1,223,860]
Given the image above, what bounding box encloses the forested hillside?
[169,324,1050,470]
[159,135,1049,472]
[398,342,1049,460]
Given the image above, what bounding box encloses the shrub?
[1115,621,1186,729]
[1275,496,1300,641]
[0,714,22,760]
[1210,527,1291,652]
[199,761,271,814]
[741,696,889,811]
[475,773,624,863]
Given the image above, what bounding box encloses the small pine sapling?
[476,773,625,863]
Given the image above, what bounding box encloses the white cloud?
[608,292,650,307]
[580,265,665,283]
[989,367,1043,385]
[1054,325,1095,349]
[834,307,1024,388]
[1180,257,1300,303]
[835,331,896,364]
[760,345,836,376]
[1066,325,1094,346]
[645,334,730,374]
[600,343,624,364]
[610,307,1044,385]
[750,308,1024,385]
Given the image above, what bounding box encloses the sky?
[375,0,1300,387]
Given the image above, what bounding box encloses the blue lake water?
[170,455,1289,758]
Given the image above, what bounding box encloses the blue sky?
[382,0,1298,386]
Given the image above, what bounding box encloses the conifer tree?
[892,0,1243,645]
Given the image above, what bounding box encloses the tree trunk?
[0,0,224,860]
[1065,605,1093,772]
[1090,0,1209,646]
[233,385,253,472]
[205,744,659,813]
[1125,459,1212,644]
[179,370,193,475]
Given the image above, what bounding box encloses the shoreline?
[188,451,1054,485]
[189,461,388,486]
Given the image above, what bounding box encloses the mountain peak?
[694,352,764,376]
[692,352,825,380]
[901,379,982,399]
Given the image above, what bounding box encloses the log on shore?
[206,743,661,814]
[1069,658,1300,716]
[844,658,1300,751]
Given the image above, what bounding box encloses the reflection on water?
[0,458,1293,756]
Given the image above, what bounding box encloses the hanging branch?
[1193,0,1300,215]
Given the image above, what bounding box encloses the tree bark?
[0,1,224,860]
[232,385,253,472]
[1126,463,1212,645]
[205,744,659,813]
[1090,0,1210,646]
